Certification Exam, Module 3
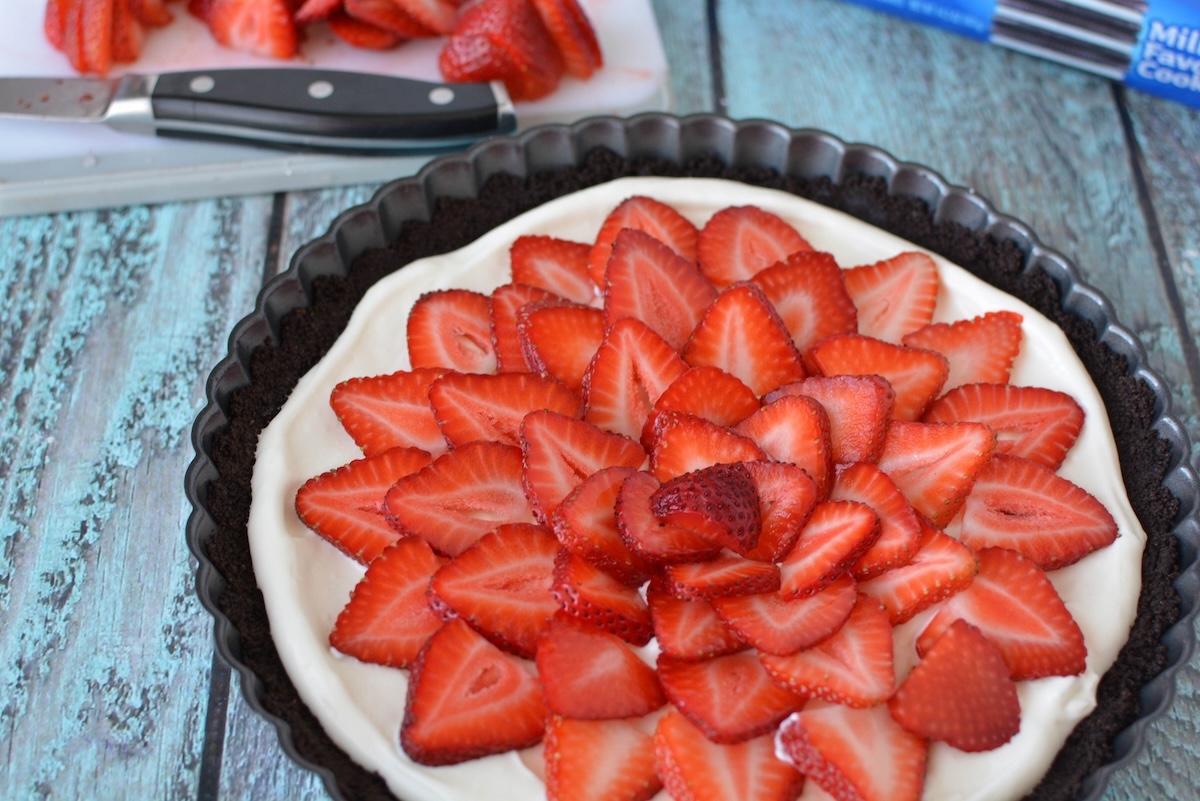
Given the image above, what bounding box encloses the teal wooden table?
[2,1,1198,799]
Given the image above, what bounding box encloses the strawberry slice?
[648,583,747,660]
[843,251,939,344]
[917,546,1087,680]
[552,550,654,645]
[767,375,894,464]
[330,368,447,458]
[655,710,805,801]
[779,500,880,598]
[401,618,547,766]
[659,552,781,602]
[520,409,646,524]
[535,612,666,719]
[739,461,820,562]
[294,0,341,24]
[490,282,561,373]
[393,0,458,34]
[551,466,654,586]
[326,10,404,49]
[923,383,1085,470]
[429,371,580,447]
[384,441,534,556]
[295,446,433,564]
[544,716,661,801]
[829,462,922,580]
[189,0,299,59]
[650,462,762,552]
[958,454,1118,570]
[858,516,979,624]
[902,311,1024,391]
[890,619,1021,751]
[110,0,143,64]
[343,0,438,38]
[427,522,559,658]
[875,419,997,527]
[809,333,949,421]
[648,410,765,483]
[750,250,858,357]
[734,395,833,496]
[81,0,115,75]
[45,0,68,51]
[329,536,447,668]
[649,366,761,436]
[582,317,688,440]
[682,282,806,396]
[407,289,497,373]
[529,0,603,79]
[657,651,804,743]
[509,234,599,305]
[695,205,812,288]
[776,704,927,801]
[604,228,718,351]
[759,594,895,708]
[616,470,722,565]
[519,301,607,392]
[130,0,174,27]
[588,195,700,285]
[441,0,564,100]
[712,573,857,656]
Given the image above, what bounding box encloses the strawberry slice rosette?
[248,178,1146,801]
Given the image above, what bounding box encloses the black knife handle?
[149,68,512,152]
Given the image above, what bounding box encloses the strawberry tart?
[193,142,1187,801]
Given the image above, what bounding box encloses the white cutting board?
[0,0,671,217]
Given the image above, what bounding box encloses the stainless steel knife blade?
[0,68,516,153]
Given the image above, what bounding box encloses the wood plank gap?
[1113,86,1200,396]
[705,0,728,114]
[263,192,288,285]
[196,651,232,801]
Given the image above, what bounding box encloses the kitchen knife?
[0,68,517,153]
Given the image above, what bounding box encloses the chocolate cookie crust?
[201,147,1181,801]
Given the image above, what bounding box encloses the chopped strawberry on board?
[544,716,662,801]
[650,462,763,552]
[407,289,497,374]
[509,234,600,305]
[326,10,404,50]
[530,0,604,79]
[766,374,894,465]
[734,394,834,497]
[750,250,858,358]
[588,195,700,285]
[659,552,781,602]
[858,516,979,624]
[808,333,949,421]
[903,310,1025,391]
[518,300,607,392]
[695,205,813,288]
[295,445,433,564]
[778,500,880,598]
[616,470,723,565]
[294,0,341,25]
[391,0,458,35]
[829,462,922,580]
[875,419,997,527]
[130,0,174,27]
[711,573,857,656]
[401,618,547,766]
[843,251,940,344]
[428,371,581,447]
[582,317,688,441]
[330,367,448,458]
[490,282,562,373]
[648,410,766,483]
[552,549,654,645]
[550,466,654,586]
[440,0,565,100]
[342,0,439,39]
[648,583,747,661]
[188,0,299,60]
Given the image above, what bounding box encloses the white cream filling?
[247,177,1146,801]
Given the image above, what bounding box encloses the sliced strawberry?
[343,0,438,38]
[649,366,761,438]
[551,466,654,586]
[427,522,559,658]
[604,228,718,351]
[650,462,762,552]
[902,310,1024,391]
[327,10,405,49]
[648,410,765,483]
[535,613,666,719]
[809,333,949,421]
[80,0,115,75]
[442,0,564,100]
[110,0,144,64]
[917,546,1087,680]
[767,374,894,464]
[510,234,599,305]
[655,710,805,801]
[759,594,895,707]
[958,454,1118,570]
[658,652,804,743]
[616,470,722,565]
[529,0,603,78]
[923,383,1085,470]
[829,462,922,579]
[519,300,607,392]
[439,30,517,85]
[45,0,68,51]
[393,0,458,34]
[520,409,645,524]
[61,0,89,80]
[695,205,812,288]
[329,536,446,668]
[330,368,447,458]
[407,289,497,374]
[295,446,433,564]
[189,0,299,59]
[130,0,173,26]
[552,550,654,645]
[385,441,534,556]
[875,419,997,527]
[712,573,857,656]
[490,282,561,373]
[294,0,341,24]
[588,195,700,285]
[401,618,547,766]
[776,703,927,801]
[660,552,780,602]
[750,250,858,357]
[858,517,978,624]
[890,619,1021,751]
[544,716,661,801]
[682,282,806,396]
[582,317,688,440]
[429,371,580,447]
[734,394,833,496]
[648,583,746,661]
[740,461,820,562]
[778,500,880,598]
[843,251,939,344]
